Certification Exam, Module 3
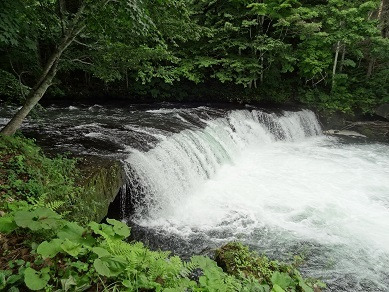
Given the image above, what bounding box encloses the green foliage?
[0,69,29,101]
[215,242,325,292]
[0,135,93,222]
[1,205,295,291]
[1,0,388,116]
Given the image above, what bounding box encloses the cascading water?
[123,109,321,216]
[119,109,389,292]
[1,103,388,291]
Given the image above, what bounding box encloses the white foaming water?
[123,109,389,291]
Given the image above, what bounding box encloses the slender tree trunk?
[340,45,346,73]
[260,55,264,84]
[367,0,387,78]
[367,59,375,78]
[1,61,59,136]
[332,41,341,88]
[0,16,84,136]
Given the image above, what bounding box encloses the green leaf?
[37,239,63,258]
[271,284,286,292]
[14,211,40,230]
[92,247,111,258]
[271,272,293,289]
[93,259,111,277]
[24,267,50,291]
[60,275,77,291]
[106,218,130,238]
[14,208,61,231]
[300,280,314,292]
[0,216,17,233]
[61,239,83,257]
[93,257,127,277]
[58,222,95,246]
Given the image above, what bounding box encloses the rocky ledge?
[77,156,126,222]
[318,109,389,143]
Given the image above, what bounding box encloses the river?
[1,102,389,291]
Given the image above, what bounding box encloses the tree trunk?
[367,58,375,78]
[260,55,264,84]
[0,61,59,136]
[332,41,341,88]
[367,0,388,78]
[340,45,346,73]
[0,10,84,136]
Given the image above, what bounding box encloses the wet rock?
[346,121,389,143]
[375,103,389,120]
[317,110,389,143]
[323,130,367,138]
[77,156,125,222]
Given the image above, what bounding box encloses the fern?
[180,260,198,278]
[45,200,65,212]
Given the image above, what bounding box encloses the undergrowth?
[0,135,325,291]
[0,134,94,223]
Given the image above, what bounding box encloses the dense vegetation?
[0,0,388,134]
[0,136,325,291]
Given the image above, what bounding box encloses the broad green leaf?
[106,218,130,238]
[24,267,50,291]
[60,275,77,291]
[92,247,111,258]
[37,239,63,258]
[58,222,95,246]
[271,284,285,292]
[93,257,127,277]
[93,259,111,277]
[14,208,61,231]
[14,211,40,230]
[0,216,17,233]
[271,272,293,289]
[299,279,314,292]
[61,239,83,257]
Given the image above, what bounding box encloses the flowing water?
[1,102,389,291]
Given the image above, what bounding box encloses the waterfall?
[1,103,388,291]
[121,109,321,218]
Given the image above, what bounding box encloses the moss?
[215,242,324,291]
[76,156,125,222]
[215,242,280,282]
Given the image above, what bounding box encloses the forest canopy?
[0,0,388,134]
